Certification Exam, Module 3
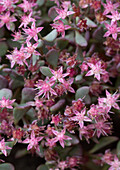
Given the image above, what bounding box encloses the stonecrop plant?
[0,0,120,169]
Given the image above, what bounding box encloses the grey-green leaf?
[21,88,36,103]
[36,164,49,170]
[0,163,14,170]
[40,66,53,77]
[13,104,31,124]
[89,136,118,154]
[46,49,59,68]
[43,29,57,42]
[85,17,97,28]
[75,31,87,47]
[75,86,89,100]
[0,88,12,99]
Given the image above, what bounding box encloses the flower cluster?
[0,0,119,169]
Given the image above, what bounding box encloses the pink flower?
[106,10,120,22]
[25,41,40,58]
[0,139,11,156]
[12,30,23,41]
[0,11,16,30]
[19,12,35,28]
[0,96,15,109]
[51,20,71,37]
[23,131,43,151]
[86,61,108,81]
[18,0,36,13]
[54,7,75,21]
[102,0,120,15]
[108,156,120,170]
[104,21,120,40]
[69,108,92,128]
[88,120,111,138]
[35,77,57,99]
[0,0,18,12]
[6,45,30,68]
[51,114,61,126]
[51,128,72,148]
[50,66,69,83]
[23,21,43,42]
[98,90,120,112]
[62,78,75,94]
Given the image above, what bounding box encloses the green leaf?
[13,104,31,124]
[76,45,84,61]
[21,88,36,103]
[117,141,120,157]
[50,99,66,112]
[75,74,83,82]
[0,163,14,170]
[85,17,97,28]
[43,29,57,42]
[56,38,69,50]
[0,75,8,89]
[37,0,45,6]
[40,66,53,77]
[32,54,39,66]
[37,39,44,48]
[36,164,49,170]
[0,88,12,99]
[75,86,89,100]
[75,31,87,47]
[46,49,59,68]
[7,39,21,49]
[89,136,118,154]
[0,42,8,57]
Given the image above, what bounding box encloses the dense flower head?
[35,77,57,99]
[0,0,120,168]
[50,20,71,37]
[0,97,15,109]
[0,11,17,30]
[0,139,11,156]
[6,45,30,68]
[23,130,43,151]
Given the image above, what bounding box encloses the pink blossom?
[102,0,120,15]
[25,41,40,58]
[88,120,111,138]
[98,90,120,112]
[106,10,120,22]
[0,0,18,12]
[108,156,120,170]
[51,114,61,126]
[61,1,71,10]
[50,66,69,83]
[12,30,23,41]
[0,96,15,109]
[51,20,71,37]
[69,108,92,128]
[86,61,108,81]
[35,77,57,99]
[104,21,120,40]
[19,12,35,28]
[0,139,11,156]
[51,128,72,148]
[62,78,75,94]
[0,11,16,30]
[6,45,30,68]
[23,21,43,42]
[23,131,43,151]
[54,7,75,21]
[18,0,36,13]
